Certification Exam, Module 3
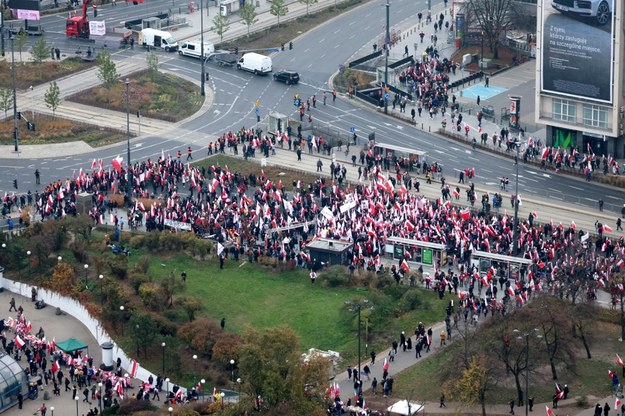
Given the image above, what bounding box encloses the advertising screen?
[541,0,614,103]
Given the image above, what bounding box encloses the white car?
[552,0,611,26]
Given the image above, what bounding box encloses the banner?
[164,219,192,231]
[89,20,106,36]
[541,0,614,103]
[16,9,39,19]
[509,96,521,129]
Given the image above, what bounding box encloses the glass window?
[552,99,576,122]
[582,104,608,129]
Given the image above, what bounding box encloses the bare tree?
[467,0,515,59]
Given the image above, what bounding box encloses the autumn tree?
[160,272,183,308]
[238,325,326,415]
[447,355,495,416]
[178,318,223,358]
[572,303,594,359]
[536,298,576,380]
[50,261,77,296]
[467,0,515,59]
[177,296,204,321]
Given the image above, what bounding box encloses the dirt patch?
[450,45,525,74]
[66,69,202,122]
[0,112,127,147]
[334,68,376,91]
[0,58,96,90]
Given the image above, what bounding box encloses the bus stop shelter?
[469,251,533,281]
[385,237,445,266]
[372,142,428,166]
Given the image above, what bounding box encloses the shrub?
[108,255,128,279]
[116,398,157,414]
[150,314,179,337]
[129,273,150,295]
[398,289,422,312]
[178,318,222,358]
[134,255,150,274]
[138,282,163,310]
[319,266,349,287]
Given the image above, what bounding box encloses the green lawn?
[131,251,445,363]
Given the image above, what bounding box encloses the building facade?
[535,0,625,157]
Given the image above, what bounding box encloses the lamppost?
[29,85,33,119]
[75,395,79,416]
[220,391,225,408]
[99,274,104,305]
[124,77,132,204]
[237,377,242,397]
[200,378,205,401]
[10,35,18,152]
[50,406,54,416]
[511,140,526,256]
[513,329,542,416]
[83,264,89,289]
[26,250,31,278]
[98,382,103,413]
[383,0,390,115]
[57,256,62,262]
[119,306,125,336]
[230,359,235,383]
[161,342,166,374]
[346,299,373,381]
[200,0,206,96]
[166,377,170,398]
[135,324,140,356]
[480,31,484,72]
[168,406,173,415]
[193,354,198,386]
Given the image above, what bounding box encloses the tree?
[177,318,223,358]
[146,52,158,81]
[213,13,230,43]
[129,313,158,357]
[239,3,258,37]
[177,296,204,321]
[270,0,289,26]
[50,261,78,297]
[467,0,515,59]
[96,51,119,88]
[572,303,594,359]
[0,88,13,119]
[537,298,576,380]
[447,355,495,416]
[30,37,51,63]
[299,0,318,17]
[44,82,61,118]
[14,32,28,61]
[159,272,183,308]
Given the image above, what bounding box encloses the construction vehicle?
[66,0,92,39]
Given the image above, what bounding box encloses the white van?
[178,40,215,59]
[236,52,272,75]
[139,28,178,52]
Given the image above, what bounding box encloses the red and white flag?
[25,321,32,333]
[545,406,553,416]
[603,224,613,233]
[617,354,624,367]
[616,397,622,410]
[14,335,24,349]
[129,360,139,378]
[51,361,59,373]
[111,156,123,173]
[383,358,389,371]
[115,381,124,399]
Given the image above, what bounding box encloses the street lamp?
[26,250,31,278]
[346,299,374,382]
[383,0,390,115]
[10,35,18,152]
[220,391,225,408]
[168,406,173,415]
[83,264,89,288]
[166,377,170,398]
[480,31,484,72]
[230,359,235,383]
[135,324,140,356]
[50,406,54,416]
[237,377,242,397]
[29,85,33,119]
[99,274,104,305]
[57,256,62,262]
[200,378,206,402]
[511,140,526,256]
[120,306,125,336]
[124,77,132,205]
[161,342,166,374]
[513,329,542,416]
[75,395,79,416]
[200,0,206,96]
[193,354,198,386]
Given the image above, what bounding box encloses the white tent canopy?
[386,400,424,415]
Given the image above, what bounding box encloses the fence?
[0,272,184,394]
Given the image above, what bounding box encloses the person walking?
[509,398,515,415]
[440,393,446,407]
[371,377,378,395]
[317,159,323,172]
[9,297,16,312]
[477,95,481,106]
[186,146,193,161]
[34,169,40,185]
[370,350,376,365]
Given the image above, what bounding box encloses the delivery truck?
[236,52,272,75]
[138,28,178,52]
[178,40,215,59]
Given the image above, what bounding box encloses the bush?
[116,398,157,414]
[134,255,150,274]
[151,313,179,337]
[129,273,150,295]
[319,266,349,287]
[108,255,128,279]
[398,289,422,312]
[138,282,163,310]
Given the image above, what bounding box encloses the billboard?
[540,0,614,103]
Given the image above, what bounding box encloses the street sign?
[255,107,259,114]
[349,127,356,132]
[265,49,280,53]
[384,93,390,99]
[294,99,300,106]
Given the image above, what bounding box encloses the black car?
[273,70,300,85]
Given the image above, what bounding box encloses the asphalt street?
[1,0,624,213]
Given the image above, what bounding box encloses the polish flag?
[25,321,32,333]
[541,148,549,160]
[617,353,624,367]
[383,358,389,371]
[90,159,97,169]
[67,356,74,366]
[507,287,515,297]
[111,156,123,173]
[129,360,139,378]
[333,381,340,398]
[616,397,622,410]
[51,361,59,373]
[14,335,24,349]
[545,406,553,416]
[196,381,202,393]
[400,259,410,273]
[603,225,613,233]
[459,209,471,220]
[115,381,124,399]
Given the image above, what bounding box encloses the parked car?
[273,70,300,85]
[552,0,612,26]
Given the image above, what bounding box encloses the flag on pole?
[545,406,553,416]
[129,360,139,378]
[51,361,59,373]
[14,335,24,349]
[111,156,123,173]
[617,353,624,367]
[616,397,622,410]
[383,358,389,371]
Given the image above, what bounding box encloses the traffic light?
[13,179,17,189]
[16,111,21,120]
[289,42,293,50]
[281,44,285,51]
